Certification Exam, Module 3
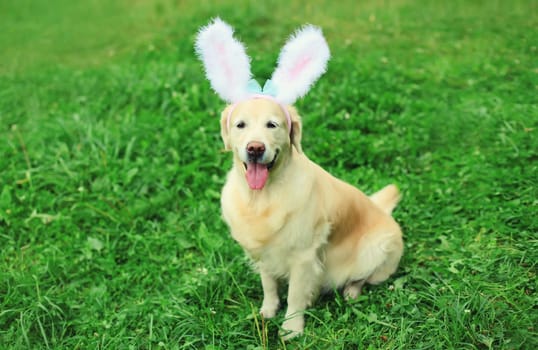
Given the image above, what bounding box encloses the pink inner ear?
[289,55,312,79]
[215,42,234,86]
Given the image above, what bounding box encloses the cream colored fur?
[220,99,403,339]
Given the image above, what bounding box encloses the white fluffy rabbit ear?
[195,18,252,103]
[271,25,330,105]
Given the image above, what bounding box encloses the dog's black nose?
[247,141,265,161]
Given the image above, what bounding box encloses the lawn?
[1,0,537,349]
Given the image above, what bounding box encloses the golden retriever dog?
[219,98,403,339]
[195,18,404,339]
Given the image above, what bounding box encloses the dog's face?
[220,98,302,190]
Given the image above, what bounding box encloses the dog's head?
[220,99,302,190]
[195,18,329,190]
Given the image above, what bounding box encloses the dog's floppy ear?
[271,25,330,105]
[195,18,252,103]
[220,105,233,151]
[287,106,303,153]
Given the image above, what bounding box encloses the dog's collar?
[226,94,292,134]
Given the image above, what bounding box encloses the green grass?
[1,0,537,348]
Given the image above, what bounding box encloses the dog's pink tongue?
[246,163,269,190]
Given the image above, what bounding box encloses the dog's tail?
[370,184,401,215]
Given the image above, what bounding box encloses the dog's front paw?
[260,299,279,318]
[280,316,304,340]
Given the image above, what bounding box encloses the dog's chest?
[223,198,292,251]
[222,192,331,276]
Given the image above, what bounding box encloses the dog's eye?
[266,121,278,129]
[236,121,246,129]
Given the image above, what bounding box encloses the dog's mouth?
[243,150,279,190]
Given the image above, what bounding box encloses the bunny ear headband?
[195,18,330,133]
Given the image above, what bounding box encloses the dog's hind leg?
[366,233,404,285]
[343,279,366,300]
